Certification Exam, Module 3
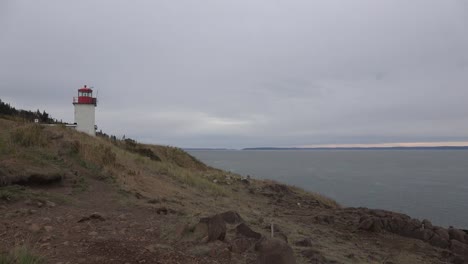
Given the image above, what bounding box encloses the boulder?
[193,222,209,241]
[413,229,434,241]
[206,214,227,242]
[399,219,421,237]
[435,228,450,241]
[422,219,433,230]
[255,238,296,264]
[449,228,466,243]
[429,233,450,248]
[358,218,374,231]
[237,223,262,240]
[194,214,227,242]
[450,239,468,256]
[230,237,256,253]
[219,211,243,225]
[358,217,383,232]
[371,218,384,232]
[387,217,405,233]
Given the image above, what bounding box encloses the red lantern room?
[73,85,97,106]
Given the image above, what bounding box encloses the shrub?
[0,246,44,264]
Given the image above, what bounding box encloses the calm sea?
[188,150,468,229]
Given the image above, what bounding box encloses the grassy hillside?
[1,117,458,264]
[0,118,232,197]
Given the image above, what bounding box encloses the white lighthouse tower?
[73,85,97,136]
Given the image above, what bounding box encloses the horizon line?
[296,141,468,149]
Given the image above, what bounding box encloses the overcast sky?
[1,0,468,148]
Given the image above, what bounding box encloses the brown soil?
[0,175,459,264]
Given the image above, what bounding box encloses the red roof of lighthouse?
[78,85,93,93]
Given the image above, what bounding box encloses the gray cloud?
[1,0,468,148]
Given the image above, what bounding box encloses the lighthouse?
[73,85,97,136]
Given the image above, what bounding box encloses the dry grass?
[0,118,339,204]
[11,125,48,147]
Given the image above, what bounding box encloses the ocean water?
[188,150,468,229]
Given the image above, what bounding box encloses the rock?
[90,212,106,221]
[422,219,433,230]
[78,212,106,223]
[236,223,262,240]
[413,229,434,241]
[315,214,335,225]
[219,211,243,225]
[399,219,421,237]
[449,228,466,243]
[29,224,41,233]
[255,238,296,264]
[435,228,450,240]
[450,239,468,256]
[230,237,256,253]
[295,238,313,247]
[358,218,374,231]
[197,214,227,242]
[241,178,250,185]
[40,236,52,242]
[387,217,405,233]
[371,218,384,232]
[156,207,168,215]
[45,201,56,208]
[358,217,383,232]
[145,244,157,253]
[156,207,176,215]
[429,233,450,248]
[193,222,209,241]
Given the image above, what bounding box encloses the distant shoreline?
[186,146,468,151]
[244,146,468,150]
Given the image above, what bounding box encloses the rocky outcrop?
[255,237,296,264]
[197,214,227,242]
[189,211,297,263]
[350,208,468,260]
[219,211,243,225]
